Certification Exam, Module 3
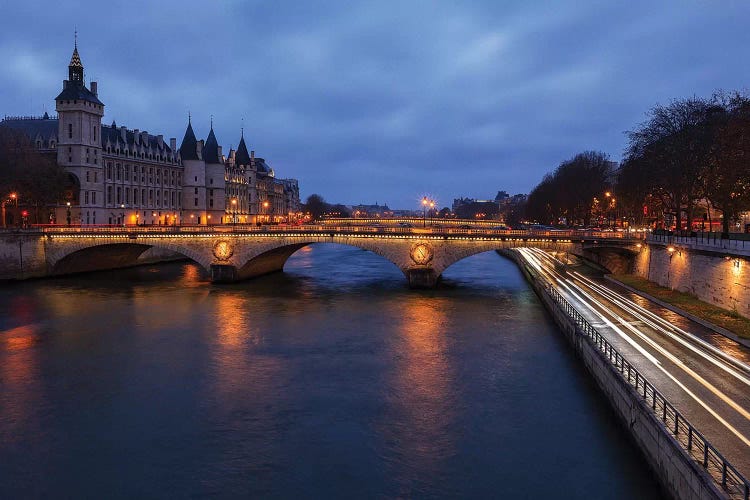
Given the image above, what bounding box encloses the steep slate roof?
[55,83,104,106]
[179,120,199,160]
[69,47,83,69]
[235,134,251,165]
[203,127,221,163]
[0,117,59,147]
[100,125,173,152]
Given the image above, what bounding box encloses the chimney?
[120,126,127,142]
[91,81,98,96]
[133,129,140,145]
[197,139,203,159]
[217,145,223,159]
[157,135,164,148]
[170,138,176,150]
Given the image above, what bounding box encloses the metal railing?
[525,262,750,499]
[649,232,750,251]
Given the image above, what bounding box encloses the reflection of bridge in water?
[42,225,644,287]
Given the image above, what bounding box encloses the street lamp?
[429,200,435,226]
[422,197,428,227]
[263,200,269,224]
[120,204,125,227]
[231,198,237,225]
[66,201,71,226]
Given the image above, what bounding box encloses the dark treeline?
[525,92,750,236]
[0,127,68,225]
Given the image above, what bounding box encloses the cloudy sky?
[2,1,749,209]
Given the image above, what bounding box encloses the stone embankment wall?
[503,250,725,500]
[632,243,750,319]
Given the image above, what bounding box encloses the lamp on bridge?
[66,201,71,226]
[263,201,269,223]
[120,204,125,227]
[231,198,237,225]
[422,197,428,227]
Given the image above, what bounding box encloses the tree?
[0,126,67,225]
[624,98,715,231]
[303,194,328,221]
[703,92,750,236]
[329,204,351,218]
[525,151,614,226]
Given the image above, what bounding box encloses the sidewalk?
[604,275,750,349]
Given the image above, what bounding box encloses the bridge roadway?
[518,247,750,485]
[39,225,642,286]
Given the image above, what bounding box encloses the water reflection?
[379,296,457,491]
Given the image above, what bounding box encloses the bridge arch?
[47,240,214,276]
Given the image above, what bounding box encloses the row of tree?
[525,91,750,236]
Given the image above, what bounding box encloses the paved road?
[517,247,750,480]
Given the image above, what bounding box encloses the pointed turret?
[68,35,84,83]
[235,131,251,166]
[179,117,200,160]
[203,126,221,163]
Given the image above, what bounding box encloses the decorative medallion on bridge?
[410,241,434,265]
[212,239,234,261]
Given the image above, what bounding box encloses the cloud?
[1,0,749,208]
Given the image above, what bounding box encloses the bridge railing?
[36,225,646,240]
[522,259,750,499]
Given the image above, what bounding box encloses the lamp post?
[422,197,428,227]
[10,193,18,227]
[263,200,269,224]
[231,198,237,225]
[429,200,435,226]
[120,204,125,227]
[66,201,71,226]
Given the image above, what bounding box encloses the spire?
[235,132,251,166]
[179,119,199,160]
[203,127,221,164]
[68,31,84,83]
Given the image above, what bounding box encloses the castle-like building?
[1,42,300,226]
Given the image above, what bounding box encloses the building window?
[209,199,214,208]
[94,172,98,182]
[194,198,198,206]
[210,178,213,185]
[68,123,72,139]
[194,188,198,195]
[107,186,112,204]
[85,191,89,204]
[94,126,97,142]
[116,187,121,204]
[92,192,96,204]
[194,176,198,182]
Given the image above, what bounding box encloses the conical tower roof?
[69,47,83,69]
[179,118,200,160]
[203,127,221,163]
[235,132,251,166]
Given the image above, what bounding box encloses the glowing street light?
[422,197,428,227]
[66,201,71,226]
[231,198,237,225]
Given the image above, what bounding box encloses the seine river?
[0,244,662,498]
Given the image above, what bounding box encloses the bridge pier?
[210,264,239,283]
[406,268,439,288]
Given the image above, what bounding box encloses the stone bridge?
[36,226,643,287]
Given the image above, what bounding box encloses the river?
[0,244,662,498]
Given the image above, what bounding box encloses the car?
[398,222,414,228]
[491,225,511,231]
[458,224,473,229]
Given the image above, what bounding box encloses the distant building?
[1,40,299,226]
[352,203,392,218]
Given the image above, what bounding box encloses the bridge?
[35,225,643,287]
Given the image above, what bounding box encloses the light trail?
[515,248,750,448]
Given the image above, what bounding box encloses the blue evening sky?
[2,1,749,209]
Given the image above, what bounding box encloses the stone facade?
[632,243,750,319]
